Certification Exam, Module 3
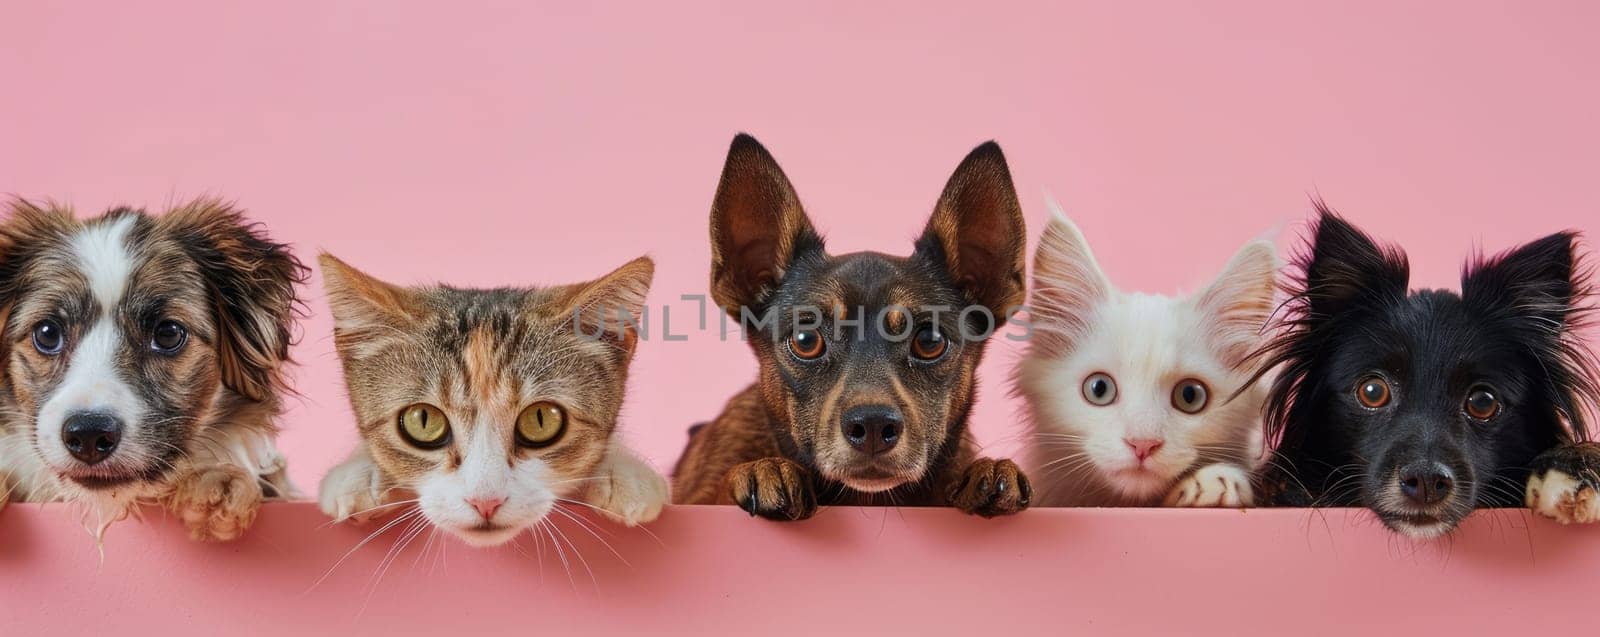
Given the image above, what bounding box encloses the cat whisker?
[551,503,630,566]
[307,506,424,593]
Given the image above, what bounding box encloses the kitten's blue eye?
[32,320,65,355]
[1172,379,1209,414]
[1082,373,1117,406]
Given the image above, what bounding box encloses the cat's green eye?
[399,403,451,449]
[516,401,567,447]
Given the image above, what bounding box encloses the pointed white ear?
[1028,197,1112,356]
[1195,240,1279,367]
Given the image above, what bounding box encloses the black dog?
[1253,205,1600,537]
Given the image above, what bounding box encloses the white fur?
[416,417,558,547]
[1163,463,1254,507]
[1018,204,1273,507]
[586,442,670,526]
[1527,469,1600,524]
[320,436,668,546]
[34,217,151,486]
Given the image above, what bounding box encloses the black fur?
[1252,202,1600,536]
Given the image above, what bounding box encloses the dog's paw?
[164,464,262,542]
[1164,463,1254,507]
[1526,443,1600,525]
[318,450,388,524]
[587,448,669,526]
[725,457,817,521]
[948,457,1031,517]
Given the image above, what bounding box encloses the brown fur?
[0,197,305,541]
[673,134,1032,519]
[319,254,651,511]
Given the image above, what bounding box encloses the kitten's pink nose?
[1124,438,1165,462]
[467,497,505,520]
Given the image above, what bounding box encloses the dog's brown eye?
[398,403,451,449]
[1172,379,1209,414]
[910,325,947,361]
[516,402,567,447]
[790,329,825,360]
[32,320,65,355]
[151,320,187,353]
[1464,387,1501,421]
[1082,372,1118,406]
[1356,376,1391,408]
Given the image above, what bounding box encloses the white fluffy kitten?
[1016,204,1276,507]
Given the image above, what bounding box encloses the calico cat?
[1016,204,1275,507]
[316,254,669,546]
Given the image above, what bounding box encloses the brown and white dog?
[0,198,305,541]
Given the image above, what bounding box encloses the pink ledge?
[1,502,1595,636]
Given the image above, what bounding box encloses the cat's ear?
[318,254,421,355]
[1028,203,1111,355]
[1195,240,1278,367]
[1300,204,1409,318]
[709,134,822,314]
[562,255,654,353]
[916,141,1027,320]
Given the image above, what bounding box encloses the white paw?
[318,449,388,523]
[1164,463,1254,508]
[1527,469,1600,524]
[588,448,669,527]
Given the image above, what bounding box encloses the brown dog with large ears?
[0,198,305,541]
[673,134,1032,520]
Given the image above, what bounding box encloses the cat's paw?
[725,457,817,521]
[588,450,669,526]
[319,450,388,524]
[1526,443,1600,524]
[948,457,1031,517]
[1164,463,1254,507]
[163,464,262,542]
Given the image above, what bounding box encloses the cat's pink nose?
[467,497,505,520]
[1124,438,1165,462]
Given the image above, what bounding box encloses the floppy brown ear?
[917,141,1027,320]
[708,133,822,314]
[0,200,78,366]
[318,253,421,360]
[162,199,307,402]
[561,255,654,355]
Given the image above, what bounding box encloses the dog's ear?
[0,200,77,372]
[1027,201,1111,356]
[709,134,822,314]
[1300,204,1409,318]
[318,253,422,360]
[1462,231,1579,327]
[1196,239,1279,367]
[1462,231,1600,437]
[162,200,307,402]
[917,141,1027,322]
[558,255,654,355]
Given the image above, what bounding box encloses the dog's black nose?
[62,412,123,466]
[1398,463,1454,506]
[841,405,902,456]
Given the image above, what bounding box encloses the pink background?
[3,2,1599,634]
